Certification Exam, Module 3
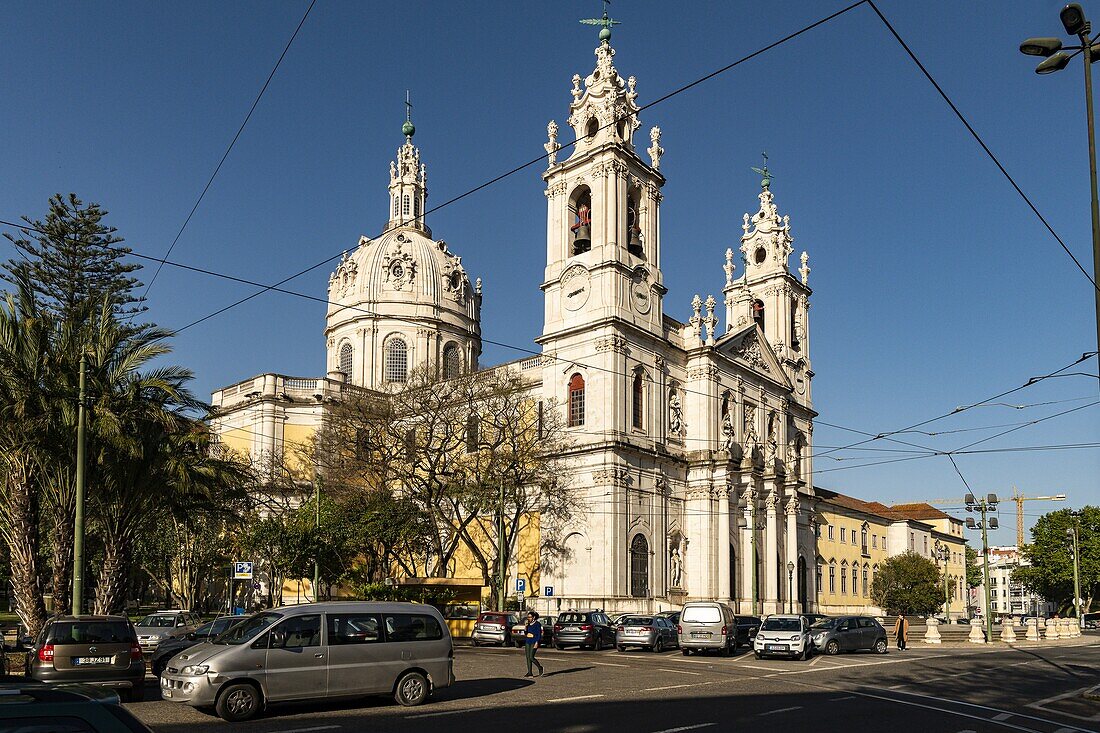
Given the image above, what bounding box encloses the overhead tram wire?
[867,0,1098,293]
[169,0,871,333]
[142,0,318,299]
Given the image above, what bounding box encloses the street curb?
[911,639,1093,649]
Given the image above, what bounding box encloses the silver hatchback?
[159,602,454,721]
[615,615,677,652]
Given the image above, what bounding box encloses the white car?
[134,610,200,653]
[753,614,810,660]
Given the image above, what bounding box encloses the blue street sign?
[516,578,526,593]
[544,586,554,597]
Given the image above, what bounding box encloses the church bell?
[572,223,591,254]
[628,226,643,257]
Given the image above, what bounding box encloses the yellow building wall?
[816,507,891,614]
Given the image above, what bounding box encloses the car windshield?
[212,613,279,645]
[621,616,653,625]
[811,618,840,630]
[558,613,589,624]
[761,618,802,632]
[50,621,131,644]
[136,615,176,628]
[681,606,721,623]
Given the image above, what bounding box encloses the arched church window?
[384,337,408,384]
[568,373,585,427]
[570,188,592,256]
[414,196,420,218]
[442,342,461,380]
[790,298,801,351]
[752,299,765,331]
[627,191,643,257]
[338,342,353,378]
[402,195,410,217]
[586,117,598,140]
[630,534,649,598]
[631,370,644,430]
[393,196,399,218]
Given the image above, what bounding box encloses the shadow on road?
[540,666,593,677]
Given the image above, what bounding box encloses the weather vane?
[405,90,413,122]
[580,0,621,40]
[750,151,774,189]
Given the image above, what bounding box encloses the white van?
[677,601,737,656]
[160,602,454,721]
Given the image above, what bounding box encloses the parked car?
[0,683,155,732]
[754,615,811,660]
[553,610,616,650]
[134,610,201,654]
[677,601,737,656]
[150,616,245,678]
[160,601,455,721]
[471,611,520,647]
[734,615,762,647]
[24,615,146,701]
[803,613,830,626]
[509,616,556,646]
[955,618,972,625]
[655,610,681,625]
[809,615,888,655]
[615,615,677,652]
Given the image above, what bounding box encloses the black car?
[0,682,156,731]
[553,610,617,650]
[150,616,243,677]
[734,615,762,647]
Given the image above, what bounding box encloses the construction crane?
[918,489,1066,546]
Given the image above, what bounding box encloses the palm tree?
[0,273,52,635]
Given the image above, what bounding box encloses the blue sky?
[2,1,1097,542]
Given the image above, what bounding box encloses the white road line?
[808,655,823,667]
[1055,728,1081,733]
[652,725,716,733]
[644,683,696,691]
[587,660,631,667]
[993,713,1013,721]
[869,689,1097,733]
[758,706,802,716]
[272,727,341,733]
[1027,684,1099,710]
[407,708,487,719]
[887,684,907,689]
[657,668,702,675]
[830,695,856,701]
[737,664,778,671]
[547,694,605,703]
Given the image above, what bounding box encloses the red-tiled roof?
[882,503,951,521]
[815,488,892,519]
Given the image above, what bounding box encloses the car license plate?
[566,626,580,632]
[765,644,788,652]
[627,627,641,633]
[691,632,711,639]
[73,656,112,665]
[162,689,173,698]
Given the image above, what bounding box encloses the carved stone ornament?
[799,251,810,285]
[785,495,801,516]
[648,126,664,169]
[765,490,779,512]
[441,255,467,305]
[723,248,736,287]
[593,466,631,486]
[595,334,628,353]
[560,264,591,312]
[668,392,683,434]
[545,120,561,167]
[733,332,770,372]
[329,250,358,297]
[381,239,416,291]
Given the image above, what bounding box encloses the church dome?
[324,113,482,389]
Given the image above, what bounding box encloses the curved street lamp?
[1020,4,1100,375]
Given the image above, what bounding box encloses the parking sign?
[544,586,554,597]
[233,561,253,580]
[515,578,526,593]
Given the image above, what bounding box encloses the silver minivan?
[159,602,454,721]
[677,601,737,656]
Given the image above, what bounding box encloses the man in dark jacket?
[523,611,544,678]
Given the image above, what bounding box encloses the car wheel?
[395,671,430,707]
[754,652,763,660]
[720,643,731,657]
[594,637,603,652]
[874,638,888,654]
[555,643,566,650]
[653,639,662,653]
[682,648,691,656]
[471,639,479,647]
[127,685,145,703]
[798,647,808,661]
[617,645,626,652]
[215,682,262,722]
[825,640,840,656]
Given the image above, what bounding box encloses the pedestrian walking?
[522,611,544,678]
[892,614,909,651]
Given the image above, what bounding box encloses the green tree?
[2,193,143,323]
[870,551,945,616]
[1014,506,1099,615]
[965,546,982,588]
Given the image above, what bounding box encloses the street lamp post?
[965,493,1000,642]
[1067,512,1083,627]
[71,353,88,615]
[786,560,795,614]
[1020,4,1100,376]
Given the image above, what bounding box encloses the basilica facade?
[211,29,964,617]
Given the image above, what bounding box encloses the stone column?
[718,483,731,602]
[785,495,799,614]
[741,486,757,614]
[764,488,779,614]
[968,622,986,644]
[1000,622,1017,643]
[923,617,942,644]
[1046,618,1061,641]
[1025,617,1039,641]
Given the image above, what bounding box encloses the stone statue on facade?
[669,393,683,434]
[545,120,560,166]
[670,547,683,588]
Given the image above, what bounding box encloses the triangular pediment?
[715,324,792,389]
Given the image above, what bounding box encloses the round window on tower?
[754,247,767,264]
[391,262,405,280]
